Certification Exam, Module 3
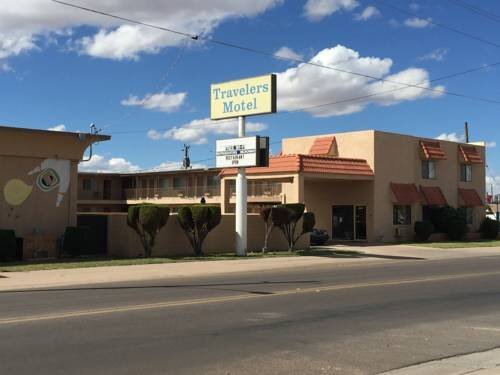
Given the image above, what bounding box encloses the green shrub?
[480,218,499,239]
[414,221,434,242]
[127,204,170,257]
[63,226,93,257]
[177,205,221,256]
[260,206,293,252]
[0,229,16,261]
[446,216,468,241]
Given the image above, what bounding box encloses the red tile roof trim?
[459,145,483,164]
[309,136,336,155]
[390,183,425,204]
[420,140,446,160]
[458,188,483,207]
[219,154,374,177]
[420,185,447,206]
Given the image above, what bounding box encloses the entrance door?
[332,205,354,240]
[355,206,367,240]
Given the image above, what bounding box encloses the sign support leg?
[236,116,247,256]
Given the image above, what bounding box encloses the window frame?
[393,205,412,225]
[421,160,436,180]
[460,163,472,182]
[82,178,92,191]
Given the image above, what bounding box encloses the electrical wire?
[447,0,500,23]
[51,0,500,104]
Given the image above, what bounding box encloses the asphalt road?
[3,255,500,374]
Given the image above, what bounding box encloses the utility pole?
[182,144,191,169]
[465,122,469,143]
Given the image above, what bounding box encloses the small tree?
[480,218,499,239]
[260,206,293,253]
[127,204,170,257]
[178,205,221,256]
[276,204,315,251]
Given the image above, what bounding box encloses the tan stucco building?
[78,129,486,246]
[0,125,109,258]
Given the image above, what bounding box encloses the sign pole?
[236,115,247,256]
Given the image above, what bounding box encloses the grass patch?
[0,249,357,272]
[408,240,500,249]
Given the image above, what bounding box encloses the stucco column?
[220,177,227,214]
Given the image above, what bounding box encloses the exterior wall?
[106,213,309,257]
[0,126,106,258]
[372,131,486,242]
[78,173,123,201]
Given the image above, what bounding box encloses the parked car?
[310,228,329,246]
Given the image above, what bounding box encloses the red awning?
[390,183,424,204]
[420,140,446,160]
[459,145,483,164]
[458,188,483,207]
[420,186,447,206]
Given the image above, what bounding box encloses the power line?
[108,59,500,136]
[447,0,500,23]
[374,0,500,48]
[51,0,499,104]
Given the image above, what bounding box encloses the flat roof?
[0,124,111,142]
[79,167,221,177]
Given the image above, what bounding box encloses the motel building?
[0,125,486,258]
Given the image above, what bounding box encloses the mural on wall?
[2,159,71,208]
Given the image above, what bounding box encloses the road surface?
[2,255,500,374]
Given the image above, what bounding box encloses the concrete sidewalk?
[1,244,500,292]
[380,347,500,374]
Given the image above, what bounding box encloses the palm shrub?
[276,204,316,251]
[127,204,170,257]
[260,206,293,253]
[480,218,499,239]
[177,205,221,256]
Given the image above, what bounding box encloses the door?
[332,205,354,240]
[77,215,108,255]
[355,206,367,240]
[103,180,112,200]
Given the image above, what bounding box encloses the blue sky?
[1,0,499,191]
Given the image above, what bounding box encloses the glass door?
[355,206,367,240]
[332,205,354,240]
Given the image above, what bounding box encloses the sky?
[1,0,500,193]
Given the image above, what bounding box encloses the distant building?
[78,129,486,244]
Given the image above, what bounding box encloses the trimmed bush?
[276,204,315,251]
[127,204,170,257]
[480,218,499,239]
[0,229,16,261]
[177,205,221,256]
[446,216,468,241]
[260,206,293,252]
[63,226,92,257]
[414,221,434,242]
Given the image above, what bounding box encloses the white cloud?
[354,6,380,21]
[418,48,448,62]
[121,92,187,113]
[148,117,267,144]
[78,154,140,173]
[435,132,466,142]
[404,17,433,28]
[274,46,304,62]
[487,141,497,148]
[47,124,67,131]
[0,0,282,65]
[150,161,207,171]
[276,45,444,117]
[304,0,359,21]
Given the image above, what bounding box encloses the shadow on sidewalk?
[301,248,425,261]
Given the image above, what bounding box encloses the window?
[159,178,168,189]
[82,178,92,191]
[393,205,411,225]
[173,176,186,189]
[422,160,436,179]
[460,164,472,182]
[207,175,220,186]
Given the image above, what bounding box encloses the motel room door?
[332,205,367,241]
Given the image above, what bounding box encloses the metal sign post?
[235,116,247,256]
[211,74,276,257]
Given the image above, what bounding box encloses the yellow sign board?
[210,74,277,120]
